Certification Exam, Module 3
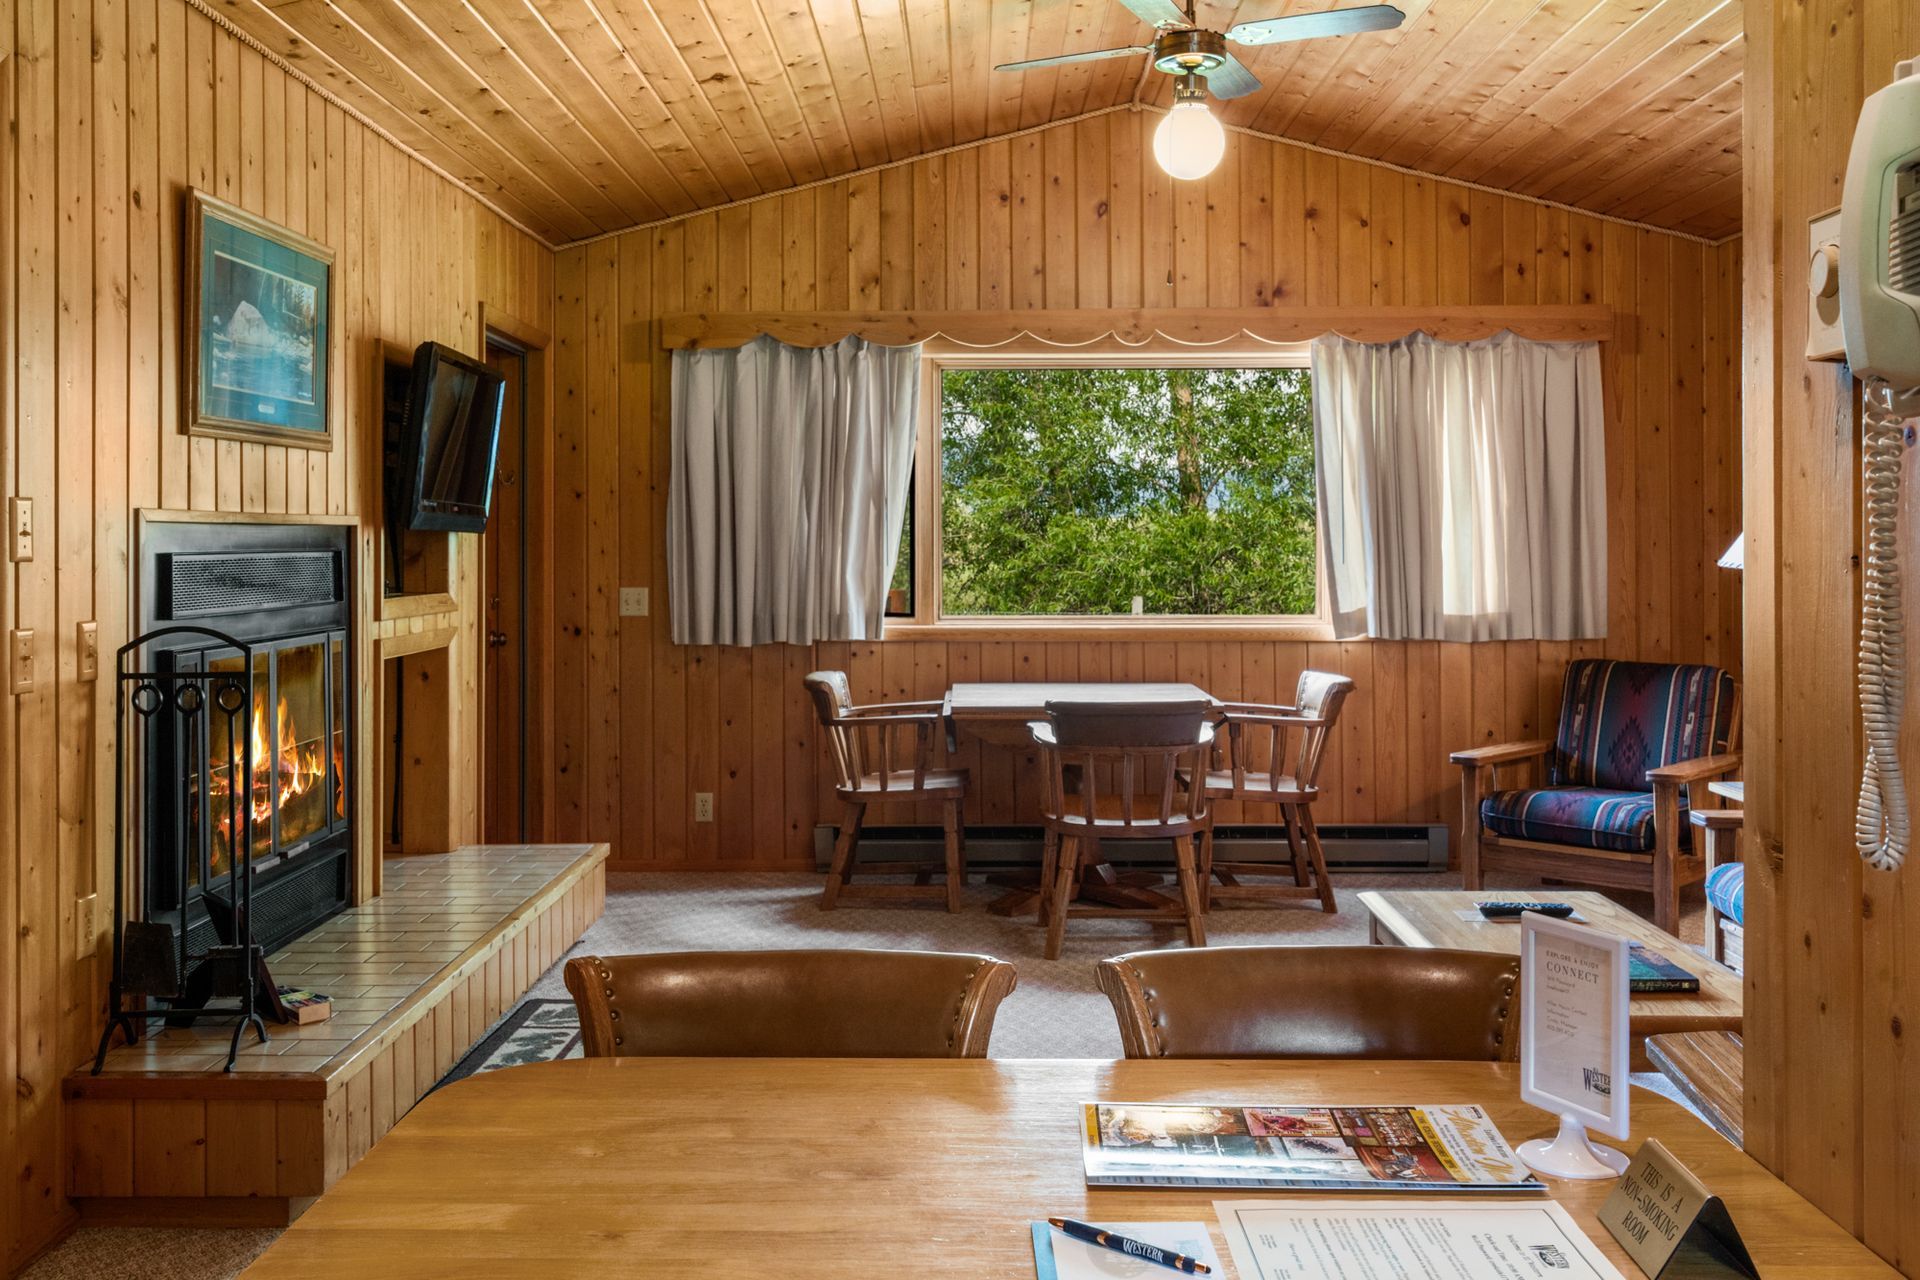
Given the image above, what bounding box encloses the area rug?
[441,998,582,1088]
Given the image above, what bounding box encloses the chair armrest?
[1689,807,1745,830]
[1450,739,1554,767]
[1646,753,1742,786]
[840,706,943,725]
[848,700,945,715]
[1216,701,1301,716]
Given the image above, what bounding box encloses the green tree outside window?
[933,366,1317,617]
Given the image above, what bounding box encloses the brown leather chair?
[1030,700,1213,961]
[562,949,1018,1058]
[806,670,969,911]
[1095,945,1520,1061]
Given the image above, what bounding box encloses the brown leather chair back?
[563,949,1017,1059]
[1096,945,1520,1061]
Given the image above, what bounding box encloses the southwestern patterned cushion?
[1550,659,1737,792]
[1480,787,1664,854]
[1705,861,1746,926]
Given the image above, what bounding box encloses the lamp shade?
[1717,533,1744,570]
[1152,101,1227,181]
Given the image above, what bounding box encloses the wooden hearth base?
[64,844,608,1224]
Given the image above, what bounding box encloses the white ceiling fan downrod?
[1856,377,1916,871]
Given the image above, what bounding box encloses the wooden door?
[482,340,527,842]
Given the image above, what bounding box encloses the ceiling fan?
[995,0,1405,180]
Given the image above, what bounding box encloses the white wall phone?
[1839,57,1920,871]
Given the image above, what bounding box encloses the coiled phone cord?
[1857,378,1918,870]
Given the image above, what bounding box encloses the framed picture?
[186,190,335,448]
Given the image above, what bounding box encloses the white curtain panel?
[668,335,921,646]
[1311,331,1607,642]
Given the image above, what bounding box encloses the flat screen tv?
[393,341,505,533]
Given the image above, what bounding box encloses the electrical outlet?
[619,587,650,618]
[8,497,32,562]
[694,792,714,822]
[75,894,99,959]
[9,629,36,694]
[77,621,98,681]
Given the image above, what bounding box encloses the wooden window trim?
[896,341,1334,640]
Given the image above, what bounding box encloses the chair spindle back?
[804,670,931,795]
[1036,700,1213,831]
[1214,670,1355,795]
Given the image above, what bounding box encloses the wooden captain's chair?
[1181,670,1354,914]
[1030,700,1213,960]
[805,671,968,911]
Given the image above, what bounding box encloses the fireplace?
[138,519,354,954]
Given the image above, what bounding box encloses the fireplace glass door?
[157,630,350,920]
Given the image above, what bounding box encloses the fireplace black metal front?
[137,519,354,955]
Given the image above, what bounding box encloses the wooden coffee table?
[1356,888,1742,1071]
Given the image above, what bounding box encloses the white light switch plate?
[619,587,650,617]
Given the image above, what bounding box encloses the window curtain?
[1310,331,1607,642]
[668,335,920,646]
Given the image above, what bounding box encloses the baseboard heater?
[812,823,1449,872]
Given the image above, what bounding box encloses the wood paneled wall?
[0,0,551,1266]
[549,111,1744,872]
[1740,2,1920,1272]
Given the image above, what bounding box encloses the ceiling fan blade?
[1118,0,1192,27]
[1202,52,1263,99]
[1227,4,1406,46]
[995,45,1151,72]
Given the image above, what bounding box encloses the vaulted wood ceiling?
[223,0,1743,245]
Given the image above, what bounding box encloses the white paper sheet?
[1214,1198,1628,1280]
[1032,1221,1225,1279]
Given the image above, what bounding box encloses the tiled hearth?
[64,844,607,1225]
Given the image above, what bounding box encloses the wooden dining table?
[241,1057,1893,1278]
[943,681,1218,915]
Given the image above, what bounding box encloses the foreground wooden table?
[1358,888,1742,1070]
[243,1057,1889,1278]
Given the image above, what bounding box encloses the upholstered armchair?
[1452,659,1740,934]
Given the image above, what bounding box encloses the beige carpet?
[23,868,1709,1278]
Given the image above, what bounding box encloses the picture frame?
[1519,910,1632,1139]
[185,189,335,449]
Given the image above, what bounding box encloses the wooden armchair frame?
[1691,807,1745,968]
[1186,672,1354,913]
[1030,702,1214,961]
[1453,693,1740,935]
[806,673,968,911]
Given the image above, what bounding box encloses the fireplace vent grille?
[162,550,340,618]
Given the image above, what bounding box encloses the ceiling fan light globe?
[1153,100,1226,180]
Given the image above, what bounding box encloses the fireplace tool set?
[93,626,278,1073]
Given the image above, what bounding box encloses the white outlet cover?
[619,587,650,617]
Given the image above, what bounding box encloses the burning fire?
[213,694,329,854]
[250,695,328,821]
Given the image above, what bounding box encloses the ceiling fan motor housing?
[1152,28,1229,77]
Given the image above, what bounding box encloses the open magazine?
[1081,1102,1545,1191]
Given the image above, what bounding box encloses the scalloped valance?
[659,305,1614,351]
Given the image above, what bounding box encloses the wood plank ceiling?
[219,0,1743,245]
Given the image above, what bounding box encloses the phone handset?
[1839,58,1920,870]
